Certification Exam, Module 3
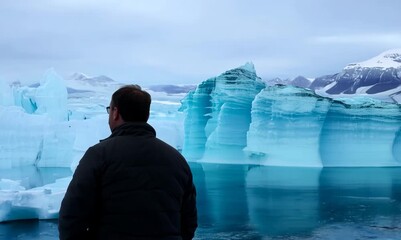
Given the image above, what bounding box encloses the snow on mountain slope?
[313,49,401,103]
[345,48,401,70]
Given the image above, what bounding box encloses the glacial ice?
[0,177,71,222]
[0,70,187,221]
[1,57,401,222]
[245,88,401,167]
[245,86,331,167]
[0,70,77,169]
[320,98,401,167]
[180,63,401,167]
[0,106,47,168]
[13,69,68,121]
[180,62,265,161]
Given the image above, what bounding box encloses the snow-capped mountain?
[346,48,401,69]
[313,49,401,103]
[66,73,123,94]
[68,72,116,85]
[309,74,337,90]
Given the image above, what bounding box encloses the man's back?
[59,123,197,240]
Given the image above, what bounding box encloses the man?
[59,85,197,240]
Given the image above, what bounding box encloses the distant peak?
[67,73,115,83]
[381,48,401,63]
[239,62,256,73]
[68,72,90,81]
[346,48,401,69]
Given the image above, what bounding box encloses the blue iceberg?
[180,63,401,167]
[180,62,265,161]
[245,85,331,167]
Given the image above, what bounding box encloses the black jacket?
[59,123,197,240]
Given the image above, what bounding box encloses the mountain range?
[266,49,401,103]
[44,48,401,103]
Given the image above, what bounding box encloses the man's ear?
[112,107,120,121]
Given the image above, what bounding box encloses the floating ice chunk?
[0,177,71,222]
[0,179,25,191]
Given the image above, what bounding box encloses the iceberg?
[181,63,401,167]
[0,166,71,221]
[13,69,68,121]
[180,79,215,160]
[0,70,80,169]
[245,85,331,167]
[0,106,46,168]
[33,69,68,121]
[180,62,265,161]
[0,177,71,222]
[320,98,401,167]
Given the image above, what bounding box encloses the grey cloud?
[0,0,400,84]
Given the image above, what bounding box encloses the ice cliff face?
[181,62,401,167]
[320,97,401,167]
[180,62,265,160]
[245,86,331,167]
[246,87,401,167]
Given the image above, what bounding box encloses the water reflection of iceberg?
[246,166,321,237]
[194,163,250,231]
[245,166,401,237]
[319,167,401,224]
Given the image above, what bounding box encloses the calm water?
[1,163,401,240]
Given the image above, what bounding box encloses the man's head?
[108,85,151,131]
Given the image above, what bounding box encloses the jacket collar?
[102,122,156,141]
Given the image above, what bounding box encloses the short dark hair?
[111,85,151,122]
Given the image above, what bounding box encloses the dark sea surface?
[1,163,401,240]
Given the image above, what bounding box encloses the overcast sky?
[0,0,400,85]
